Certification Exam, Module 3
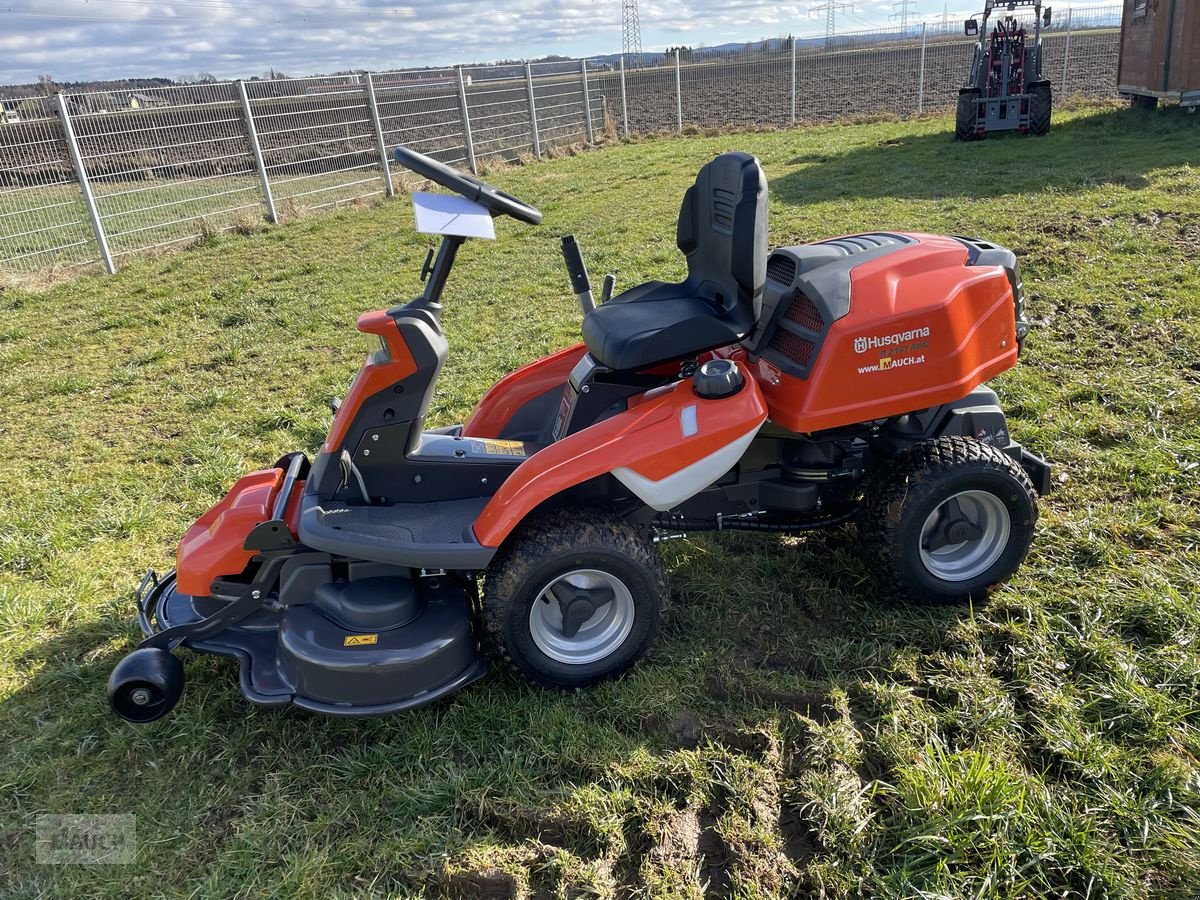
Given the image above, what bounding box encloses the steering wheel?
[394,146,543,226]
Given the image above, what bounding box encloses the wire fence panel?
[463,65,535,166]
[375,68,469,173]
[66,82,263,259]
[532,62,603,152]
[797,32,925,123]
[0,4,1124,275]
[679,46,793,130]
[246,76,386,215]
[0,97,97,271]
[610,53,679,134]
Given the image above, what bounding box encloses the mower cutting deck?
[108,147,1050,722]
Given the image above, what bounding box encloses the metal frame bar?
[54,92,116,274]
[790,41,798,125]
[456,67,478,174]
[581,60,594,143]
[364,73,396,197]
[675,50,683,134]
[525,62,542,159]
[236,79,278,224]
[619,55,630,137]
[918,23,927,114]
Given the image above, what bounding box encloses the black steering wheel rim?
[394,145,543,226]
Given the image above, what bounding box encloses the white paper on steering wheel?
[411,191,496,240]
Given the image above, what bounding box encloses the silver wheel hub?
[919,489,1011,582]
[529,569,635,665]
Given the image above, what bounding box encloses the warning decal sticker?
[470,439,528,458]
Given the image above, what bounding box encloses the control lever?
[600,273,615,305]
[560,235,595,315]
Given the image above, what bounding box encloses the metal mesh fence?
[247,75,387,214]
[69,82,262,260]
[0,3,1123,274]
[0,96,98,270]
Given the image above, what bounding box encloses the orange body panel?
[324,311,417,454]
[745,234,1018,433]
[462,343,588,438]
[176,469,304,596]
[473,363,767,547]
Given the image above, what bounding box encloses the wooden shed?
[1118,0,1200,107]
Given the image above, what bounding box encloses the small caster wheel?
[108,647,184,723]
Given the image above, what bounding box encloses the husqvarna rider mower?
[108,147,1050,722]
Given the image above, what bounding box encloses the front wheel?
[1029,82,1052,136]
[955,90,981,141]
[858,437,1038,603]
[483,508,667,688]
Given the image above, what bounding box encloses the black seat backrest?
[676,152,768,320]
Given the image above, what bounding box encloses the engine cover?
[746,232,1021,434]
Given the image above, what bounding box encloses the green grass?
[2,104,1199,898]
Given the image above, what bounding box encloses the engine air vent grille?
[768,329,815,367]
[766,254,797,285]
[783,290,824,332]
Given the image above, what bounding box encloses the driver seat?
[581,152,767,371]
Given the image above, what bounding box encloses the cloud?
[0,0,911,84]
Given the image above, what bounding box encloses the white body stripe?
[612,424,761,511]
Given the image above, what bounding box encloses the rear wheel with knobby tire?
[858,436,1038,604]
[483,508,667,688]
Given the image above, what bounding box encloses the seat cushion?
[582,290,750,371]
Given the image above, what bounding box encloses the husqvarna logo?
[854,326,931,353]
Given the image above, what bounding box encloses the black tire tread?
[956,91,981,141]
[859,436,1037,603]
[1029,82,1052,136]
[482,507,668,687]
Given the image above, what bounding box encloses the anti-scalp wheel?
[482,508,667,688]
[858,436,1038,604]
[108,647,185,723]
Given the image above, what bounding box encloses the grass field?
[2,105,1199,898]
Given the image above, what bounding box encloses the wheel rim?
[918,490,1011,582]
[529,569,636,665]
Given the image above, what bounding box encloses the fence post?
[55,92,116,274]
[455,67,478,174]
[236,80,277,224]
[619,54,630,137]
[1061,8,1073,96]
[674,49,683,134]
[363,73,395,198]
[581,59,595,144]
[917,23,927,115]
[790,40,798,125]
[524,62,542,160]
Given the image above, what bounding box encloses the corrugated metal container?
[1118,0,1200,106]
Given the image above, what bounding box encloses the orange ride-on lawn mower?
[108,147,1051,722]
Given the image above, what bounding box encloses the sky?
[0,0,964,85]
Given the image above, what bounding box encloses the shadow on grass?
[1,527,970,898]
[773,107,1198,206]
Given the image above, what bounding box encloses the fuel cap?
[693,359,744,399]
